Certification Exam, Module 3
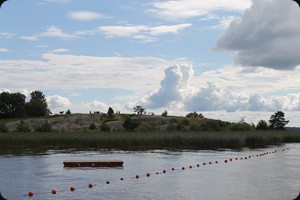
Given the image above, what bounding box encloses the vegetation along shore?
[1,90,300,151]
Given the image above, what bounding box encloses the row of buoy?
[25,148,290,198]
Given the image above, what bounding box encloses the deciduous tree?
[269,111,289,130]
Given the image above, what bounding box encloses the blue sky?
[1,0,300,126]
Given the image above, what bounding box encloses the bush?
[162,110,168,117]
[123,117,140,131]
[0,121,8,133]
[16,120,31,132]
[89,123,97,130]
[256,120,269,130]
[229,121,251,131]
[35,120,52,132]
[100,123,110,132]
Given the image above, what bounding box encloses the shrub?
[123,117,140,131]
[16,120,31,132]
[162,110,168,117]
[89,123,97,130]
[229,121,251,131]
[100,123,110,132]
[0,121,8,133]
[35,120,52,132]
[256,120,269,130]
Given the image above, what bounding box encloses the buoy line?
[22,148,290,198]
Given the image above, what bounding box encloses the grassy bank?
[1,131,300,151]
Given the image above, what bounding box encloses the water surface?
[0,144,299,200]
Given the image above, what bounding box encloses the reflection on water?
[0,144,299,200]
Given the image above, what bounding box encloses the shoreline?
[1,131,299,154]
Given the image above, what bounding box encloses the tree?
[107,107,114,117]
[269,111,289,130]
[162,110,168,117]
[25,90,50,117]
[65,110,71,115]
[186,112,204,118]
[0,92,26,118]
[256,120,269,130]
[134,106,145,117]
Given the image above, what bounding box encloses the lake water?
[0,144,299,200]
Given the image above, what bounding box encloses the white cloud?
[40,26,77,40]
[216,0,300,70]
[49,48,69,53]
[45,0,71,4]
[98,23,192,42]
[47,95,71,109]
[135,64,192,109]
[148,0,252,21]
[68,11,105,21]
[131,64,300,113]
[0,48,10,52]
[84,100,108,111]
[0,32,14,39]
[20,36,38,41]
[209,16,239,30]
[98,25,148,37]
[0,53,177,95]
[147,24,192,35]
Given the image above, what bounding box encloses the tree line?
[0,90,50,118]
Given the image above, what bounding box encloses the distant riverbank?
[1,131,300,153]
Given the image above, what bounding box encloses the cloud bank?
[132,64,300,112]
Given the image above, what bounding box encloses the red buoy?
[224,160,228,163]
[28,191,33,197]
[163,170,166,173]
[182,167,185,170]
[52,189,57,194]
[215,161,218,164]
[106,181,110,184]
[120,177,124,181]
[172,167,175,171]
[70,186,75,191]
[189,165,192,169]
[89,183,93,188]
[135,175,139,179]
[197,164,200,167]
[146,173,150,177]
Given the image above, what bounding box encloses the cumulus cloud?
[68,11,105,21]
[131,64,300,113]
[84,100,109,111]
[216,0,300,70]
[136,64,193,108]
[148,0,251,21]
[47,95,71,109]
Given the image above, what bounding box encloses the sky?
[1,0,300,126]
